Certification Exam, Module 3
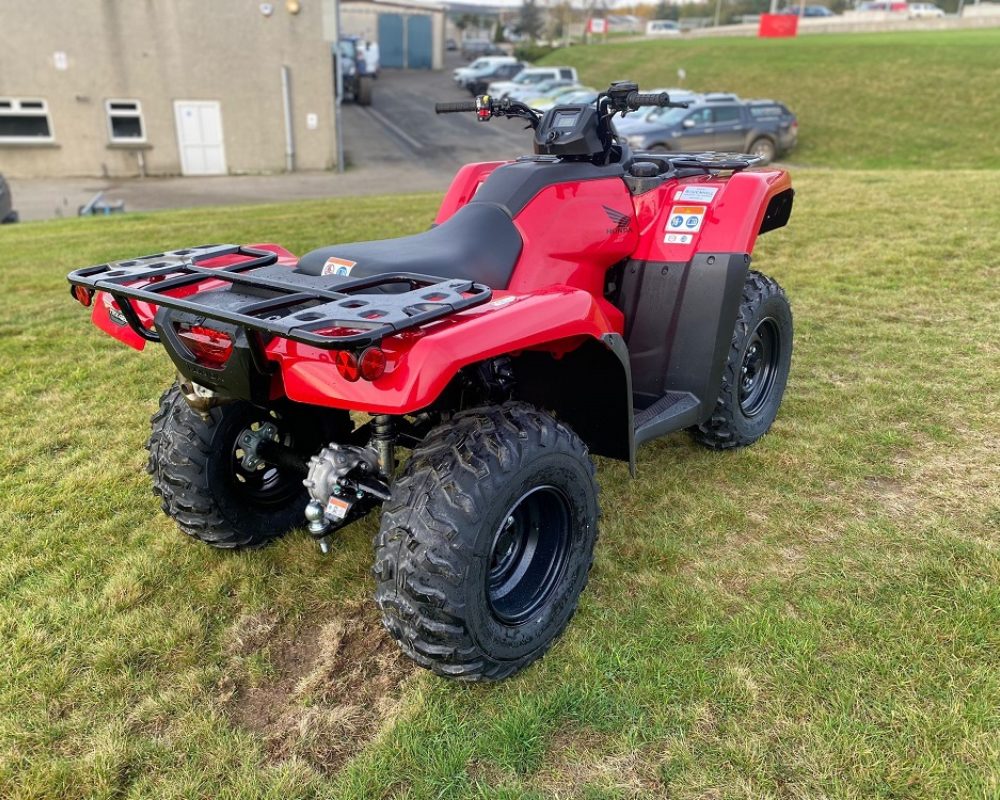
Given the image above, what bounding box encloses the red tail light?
[175,324,233,369]
[71,285,94,307]
[335,350,360,382]
[359,347,386,381]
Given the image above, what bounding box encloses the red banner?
[758,14,799,37]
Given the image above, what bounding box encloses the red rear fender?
[269,287,623,414]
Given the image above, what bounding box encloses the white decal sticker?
[663,233,693,245]
[321,256,357,277]
[666,205,707,234]
[678,186,718,203]
[490,296,517,308]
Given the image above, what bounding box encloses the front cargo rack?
[68,244,493,349]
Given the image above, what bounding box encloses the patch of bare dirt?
[220,605,416,774]
[529,728,664,799]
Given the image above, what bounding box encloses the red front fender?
[268,287,624,415]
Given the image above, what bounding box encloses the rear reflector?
[358,347,386,381]
[335,350,360,382]
[71,285,94,307]
[175,324,233,369]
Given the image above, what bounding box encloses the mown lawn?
[541,30,1000,169]
[1,169,998,799]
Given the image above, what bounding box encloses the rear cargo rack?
[67,244,493,349]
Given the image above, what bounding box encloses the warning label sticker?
[663,233,693,245]
[326,495,352,521]
[666,205,706,234]
[321,256,357,277]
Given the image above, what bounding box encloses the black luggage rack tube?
[68,244,493,349]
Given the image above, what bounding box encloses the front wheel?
[373,403,599,681]
[690,271,792,450]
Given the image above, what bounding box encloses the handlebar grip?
[628,92,671,109]
[435,100,479,114]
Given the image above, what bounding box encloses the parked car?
[509,79,578,104]
[779,4,835,15]
[466,61,527,95]
[446,38,458,51]
[909,2,945,16]
[454,55,517,87]
[487,66,578,99]
[646,19,681,35]
[858,1,909,10]
[615,96,797,164]
[0,174,18,224]
[531,87,598,111]
[460,39,503,60]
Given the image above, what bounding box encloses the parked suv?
[487,67,579,99]
[616,96,797,163]
[466,61,527,95]
[0,174,17,224]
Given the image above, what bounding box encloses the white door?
[174,101,227,176]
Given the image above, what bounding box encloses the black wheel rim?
[229,419,302,508]
[487,486,573,625]
[739,317,781,417]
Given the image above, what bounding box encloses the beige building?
[0,0,339,178]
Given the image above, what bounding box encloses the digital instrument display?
[552,110,580,129]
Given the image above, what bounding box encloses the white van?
[453,56,518,86]
[646,20,681,35]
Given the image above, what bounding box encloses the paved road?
[341,57,530,177]
[7,57,531,222]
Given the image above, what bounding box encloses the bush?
[514,42,557,62]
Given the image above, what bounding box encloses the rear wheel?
[373,403,599,681]
[356,76,373,106]
[749,137,776,164]
[690,271,792,450]
[147,384,351,548]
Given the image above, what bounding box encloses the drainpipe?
[281,65,295,172]
[334,0,345,173]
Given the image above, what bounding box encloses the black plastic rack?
[68,244,493,349]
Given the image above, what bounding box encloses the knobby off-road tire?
[356,76,373,106]
[147,384,348,549]
[691,270,792,450]
[374,403,599,681]
[749,137,776,165]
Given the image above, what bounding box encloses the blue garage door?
[406,15,433,69]
[378,14,404,68]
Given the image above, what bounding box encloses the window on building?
[106,100,144,143]
[0,98,53,141]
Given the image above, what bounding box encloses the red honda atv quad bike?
[68,82,794,681]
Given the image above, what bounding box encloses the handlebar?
[435,100,478,114]
[435,95,542,128]
[626,91,688,110]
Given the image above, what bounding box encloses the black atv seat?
[295,202,523,289]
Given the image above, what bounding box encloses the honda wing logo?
[603,205,632,235]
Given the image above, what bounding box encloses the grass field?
[540,30,1000,170]
[1,167,998,799]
